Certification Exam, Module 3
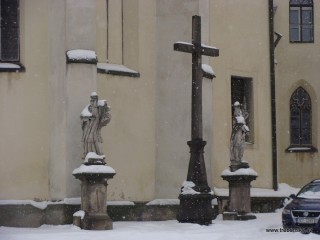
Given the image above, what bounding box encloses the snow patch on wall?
[67,49,97,62]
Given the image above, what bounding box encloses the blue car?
[282,179,320,233]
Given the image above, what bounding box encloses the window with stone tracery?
[290,87,312,146]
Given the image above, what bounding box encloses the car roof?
[310,179,320,183]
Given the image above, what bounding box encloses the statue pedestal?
[177,193,214,225]
[221,168,257,220]
[73,164,116,230]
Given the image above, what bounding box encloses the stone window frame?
[0,0,25,72]
[286,87,317,153]
[289,0,314,43]
[231,76,254,144]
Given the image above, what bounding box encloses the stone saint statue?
[81,92,111,160]
[230,101,249,170]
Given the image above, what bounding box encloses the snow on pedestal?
[180,181,214,196]
[72,164,115,175]
[221,168,258,177]
[84,152,106,163]
[180,181,200,195]
[79,152,107,166]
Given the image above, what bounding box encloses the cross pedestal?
[174,15,219,225]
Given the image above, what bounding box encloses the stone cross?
[174,15,219,225]
[174,15,219,140]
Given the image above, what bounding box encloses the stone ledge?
[0,62,25,72]
[0,197,285,227]
[97,63,140,77]
[0,202,180,227]
[217,196,286,214]
[0,204,79,227]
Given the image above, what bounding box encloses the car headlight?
[282,209,291,215]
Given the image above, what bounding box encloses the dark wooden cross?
[174,15,219,140]
[174,15,219,225]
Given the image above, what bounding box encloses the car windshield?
[297,183,320,199]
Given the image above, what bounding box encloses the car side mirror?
[289,194,296,199]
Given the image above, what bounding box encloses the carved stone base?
[177,193,214,225]
[82,213,113,230]
[73,164,115,230]
[221,173,257,220]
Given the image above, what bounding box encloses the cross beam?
[174,42,219,57]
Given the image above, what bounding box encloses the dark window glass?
[290,87,312,145]
[0,0,19,61]
[231,77,254,143]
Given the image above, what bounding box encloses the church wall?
[274,0,320,187]
[3,0,319,204]
[0,0,50,200]
[64,0,99,198]
[210,0,273,189]
[47,0,67,200]
[154,0,214,199]
[97,0,157,201]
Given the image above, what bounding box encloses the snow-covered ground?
[0,212,318,240]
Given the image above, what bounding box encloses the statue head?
[233,101,240,107]
[90,92,98,106]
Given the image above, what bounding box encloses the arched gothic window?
[290,87,312,146]
[289,0,314,42]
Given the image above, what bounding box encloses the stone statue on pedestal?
[221,101,257,220]
[73,92,115,230]
[230,101,250,171]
